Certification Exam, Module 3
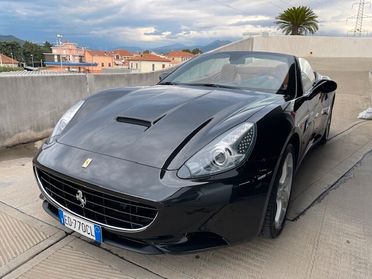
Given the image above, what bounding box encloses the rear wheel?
[261,144,295,238]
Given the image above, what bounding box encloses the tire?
[261,144,295,238]
[319,103,334,145]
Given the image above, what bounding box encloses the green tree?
[22,41,41,66]
[0,41,23,61]
[182,49,192,53]
[22,41,52,66]
[43,41,53,50]
[0,40,53,67]
[142,50,150,54]
[275,6,319,35]
[191,48,202,55]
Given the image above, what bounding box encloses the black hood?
[58,85,283,169]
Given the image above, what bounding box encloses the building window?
[162,64,165,69]
[152,64,155,71]
[108,63,111,67]
[136,63,138,69]
[101,63,104,67]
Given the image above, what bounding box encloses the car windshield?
[160,51,296,96]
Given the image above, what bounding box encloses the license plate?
[58,209,102,243]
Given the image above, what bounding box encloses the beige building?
[166,51,195,64]
[44,42,99,72]
[128,54,172,73]
[84,50,114,73]
[112,49,135,68]
[44,42,85,65]
[0,54,19,67]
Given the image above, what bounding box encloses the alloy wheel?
[274,152,294,229]
[325,113,332,140]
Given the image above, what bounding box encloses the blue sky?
[0,0,368,49]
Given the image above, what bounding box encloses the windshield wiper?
[159,81,179,85]
[183,83,240,89]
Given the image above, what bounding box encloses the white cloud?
[0,0,370,47]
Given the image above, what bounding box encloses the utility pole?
[350,0,372,36]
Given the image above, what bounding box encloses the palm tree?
[276,6,319,35]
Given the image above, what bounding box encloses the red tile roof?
[86,50,111,57]
[166,51,195,58]
[0,54,19,64]
[128,54,171,62]
[112,49,135,56]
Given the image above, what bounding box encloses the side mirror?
[307,79,337,99]
[159,72,170,81]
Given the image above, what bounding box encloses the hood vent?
[116,117,152,128]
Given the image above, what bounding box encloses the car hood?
[58,85,282,169]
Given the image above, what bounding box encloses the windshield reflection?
[160,51,296,97]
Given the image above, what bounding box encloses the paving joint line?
[0,200,57,229]
[96,245,168,279]
[286,120,372,222]
[287,148,372,222]
[1,233,69,278]
[328,120,368,142]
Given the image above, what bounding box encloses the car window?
[172,57,229,83]
[162,52,296,97]
[298,58,315,93]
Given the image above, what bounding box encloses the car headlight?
[49,100,85,142]
[178,122,256,179]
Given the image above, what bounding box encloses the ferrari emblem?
[82,158,93,168]
[76,190,87,208]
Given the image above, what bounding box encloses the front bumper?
[34,142,275,254]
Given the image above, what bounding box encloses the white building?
[128,54,172,73]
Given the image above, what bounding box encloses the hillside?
[0,35,25,45]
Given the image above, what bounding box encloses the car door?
[298,58,322,146]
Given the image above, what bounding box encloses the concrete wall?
[216,35,372,58]
[212,37,254,52]
[0,71,164,148]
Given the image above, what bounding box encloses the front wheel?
[261,144,295,238]
[319,104,334,145]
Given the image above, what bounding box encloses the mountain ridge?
[0,35,232,53]
[115,40,232,53]
[0,35,25,45]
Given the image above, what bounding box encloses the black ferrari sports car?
[33,51,337,254]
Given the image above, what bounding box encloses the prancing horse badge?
[82,158,93,168]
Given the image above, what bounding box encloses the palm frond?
[275,6,319,35]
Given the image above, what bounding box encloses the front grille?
[37,168,158,230]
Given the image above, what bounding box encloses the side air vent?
[116,117,152,128]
